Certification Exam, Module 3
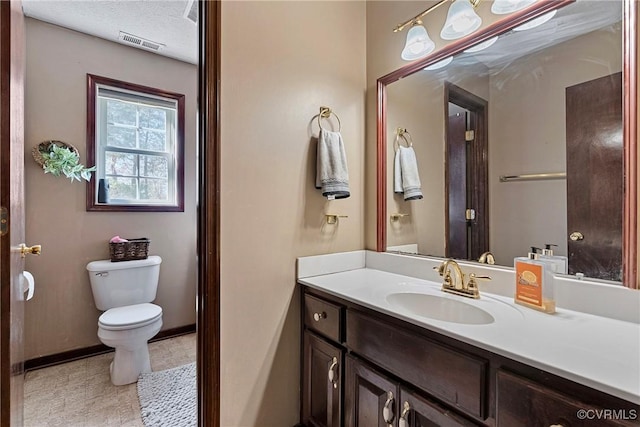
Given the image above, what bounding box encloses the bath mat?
[137,362,196,427]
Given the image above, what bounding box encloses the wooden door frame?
[197,1,221,426]
[1,1,26,425]
[444,82,489,261]
[0,1,222,424]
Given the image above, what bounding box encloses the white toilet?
[86,256,163,386]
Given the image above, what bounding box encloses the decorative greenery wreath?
[32,140,96,182]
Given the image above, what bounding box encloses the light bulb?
[452,14,474,33]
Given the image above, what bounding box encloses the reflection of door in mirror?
[445,83,488,261]
[566,72,623,281]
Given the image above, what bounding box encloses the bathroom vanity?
[297,251,640,427]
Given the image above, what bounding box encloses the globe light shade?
[401,24,436,61]
[424,56,454,71]
[464,36,499,53]
[491,0,537,15]
[513,10,557,32]
[440,0,482,40]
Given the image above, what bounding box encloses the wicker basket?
[109,238,150,262]
[32,140,79,168]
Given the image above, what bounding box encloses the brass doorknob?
[569,232,584,241]
[19,244,42,258]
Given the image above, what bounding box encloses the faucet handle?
[467,273,491,289]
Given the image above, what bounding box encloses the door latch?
[0,207,7,236]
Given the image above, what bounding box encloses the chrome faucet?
[478,251,495,265]
[433,259,491,299]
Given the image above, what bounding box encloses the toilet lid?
[99,303,162,330]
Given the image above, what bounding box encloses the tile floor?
[24,333,196,427]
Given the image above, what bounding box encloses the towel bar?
[499,172,566,182]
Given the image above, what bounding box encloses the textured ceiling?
[22,0,198,64]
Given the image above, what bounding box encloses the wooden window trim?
[86,74,186,212]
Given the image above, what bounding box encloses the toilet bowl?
[86,256,163,385]
[97,303,163,385]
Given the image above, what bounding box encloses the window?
[87,75,185,212]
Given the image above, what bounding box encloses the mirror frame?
[376,0,638,288]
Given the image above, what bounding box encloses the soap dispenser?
[514,247,556,313]
[540,243,568,274]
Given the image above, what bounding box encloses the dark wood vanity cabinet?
[300,287,640,427]
[302,294,345,427]
[303,332,343,427]
[344,355,477,427]
[399,387,479,427]
[344,355,398,427]
[496,370,637,427]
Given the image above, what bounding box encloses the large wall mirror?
[377,0,638,288]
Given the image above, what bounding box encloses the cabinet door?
[398,387,479,427]
[345,355,399,427]
[497,370,636,427]
[303,332,343,427]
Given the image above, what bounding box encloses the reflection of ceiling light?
[440,0,482,40]
[401,22,435,61]
[464,36,499,53]
[513,10,557,31]
[491,0,537,15]
[424,56,453,70]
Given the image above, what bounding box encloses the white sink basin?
[386,292,495,325]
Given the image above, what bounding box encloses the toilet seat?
[99,303,162,331]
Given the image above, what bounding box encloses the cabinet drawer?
[304,294,343,343]
[496,370,637,427]
[346,310,488,420]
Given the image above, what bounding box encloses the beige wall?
[489,26,622,265]
[220,2,366,426]
[24,19,197,360]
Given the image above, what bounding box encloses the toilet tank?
[86,256,162,311]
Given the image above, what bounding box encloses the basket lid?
[87,255,161,272]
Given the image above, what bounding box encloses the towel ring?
[318,106,342,132]
[394,128,413,150]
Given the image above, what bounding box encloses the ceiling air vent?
[118,31,164,52]
[183,0,198,24]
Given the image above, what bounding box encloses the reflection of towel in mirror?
[394,146,423,201]
[315,129,350,199]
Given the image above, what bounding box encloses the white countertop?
[299,267,640,405]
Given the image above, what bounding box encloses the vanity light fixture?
[440,0,483,40]
[513,9,557,31]
[463,36,499,53]
[491,0,537,15]
[394,0,481,61]
[424,56,454,70]
[401,21,436,61]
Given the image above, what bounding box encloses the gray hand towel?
[315,129,350,199]
[394,146,423,201]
